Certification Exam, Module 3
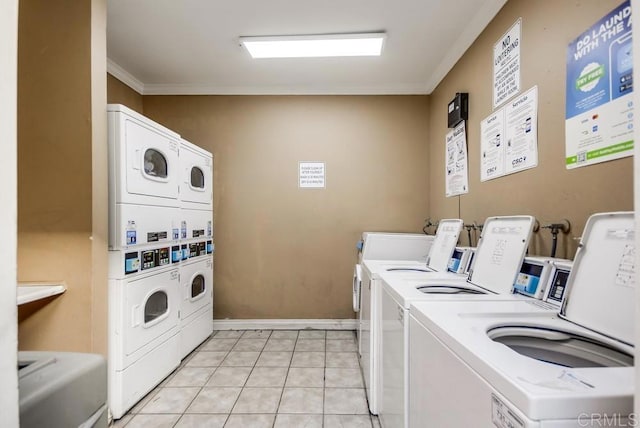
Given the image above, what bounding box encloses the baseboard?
[211,319,358,331]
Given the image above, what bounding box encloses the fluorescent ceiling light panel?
[240,33,386,58]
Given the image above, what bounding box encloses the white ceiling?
[107,0,507,95]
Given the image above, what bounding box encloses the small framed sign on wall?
[299,161,325,189]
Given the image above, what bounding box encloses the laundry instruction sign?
[445,121,469,197]
[565,0,633,169]
[481,86,538,182]
[299,162,325,188]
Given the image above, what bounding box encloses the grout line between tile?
[322,332,327,428]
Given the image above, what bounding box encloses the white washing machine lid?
[560,212,635,346]
[426,219,463,272]
[360,232,433,261]
[467,216,535,295]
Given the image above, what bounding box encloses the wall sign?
[445,121,469,197]
[493,18,522,109]
[481,86,538,181]
[565,0,633,169]
[299,162,325,188]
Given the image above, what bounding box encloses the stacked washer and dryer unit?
[177,139,214,360]
[107,104,214,419]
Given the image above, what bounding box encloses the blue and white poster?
[565,0,633,169]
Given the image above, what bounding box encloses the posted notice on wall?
[299,162,325,188]
[565,0,633,169]
[445,121,469,197]
[493,18,521,109]
[481,86,538,182]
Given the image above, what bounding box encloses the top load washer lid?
[560,212,635,346]
[467,216,535,294]
[426,219,463,271]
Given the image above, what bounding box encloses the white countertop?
[17,283,66,305]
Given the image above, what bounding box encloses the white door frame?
[0,0,19,425]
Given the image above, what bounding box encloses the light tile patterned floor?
[113,330,381,428]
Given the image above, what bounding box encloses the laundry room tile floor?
[113,330,381,428]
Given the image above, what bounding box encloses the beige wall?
[107,73,143,113]
[141,96,430,319]
[106,0,632,320]
[17,0,107,353]
[428,0,633,258]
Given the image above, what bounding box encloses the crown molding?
[107,58,144,94]
[142,82,428,96]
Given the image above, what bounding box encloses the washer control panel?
[546,267,570,304]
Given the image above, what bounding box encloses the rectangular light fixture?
[240,33,386,59]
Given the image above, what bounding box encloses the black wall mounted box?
[447,93,468,128]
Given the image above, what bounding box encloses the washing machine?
[179,253,214,359]
[408,212,634,427]
[107,104,180,207]
[180,139,213,211]
[377,215,543,291]
[108,245,181,419]
[358,222,462,415]
[354,232,436,340]
[405,257,573,427]
[378,215,537,428]
[353,232,434,313]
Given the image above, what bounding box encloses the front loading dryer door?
[125,119,180,204]
[123,268,180,361]
[180,140,213,210]
[109,105,181,207]
[181,257,213,320]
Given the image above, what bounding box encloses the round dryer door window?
[191,274,206,299]
[144,149,168,178]
[190,166,205,189]
[144,290,169,323]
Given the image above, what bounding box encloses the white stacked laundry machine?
[106,105,214,419]
[177,139,214,360]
